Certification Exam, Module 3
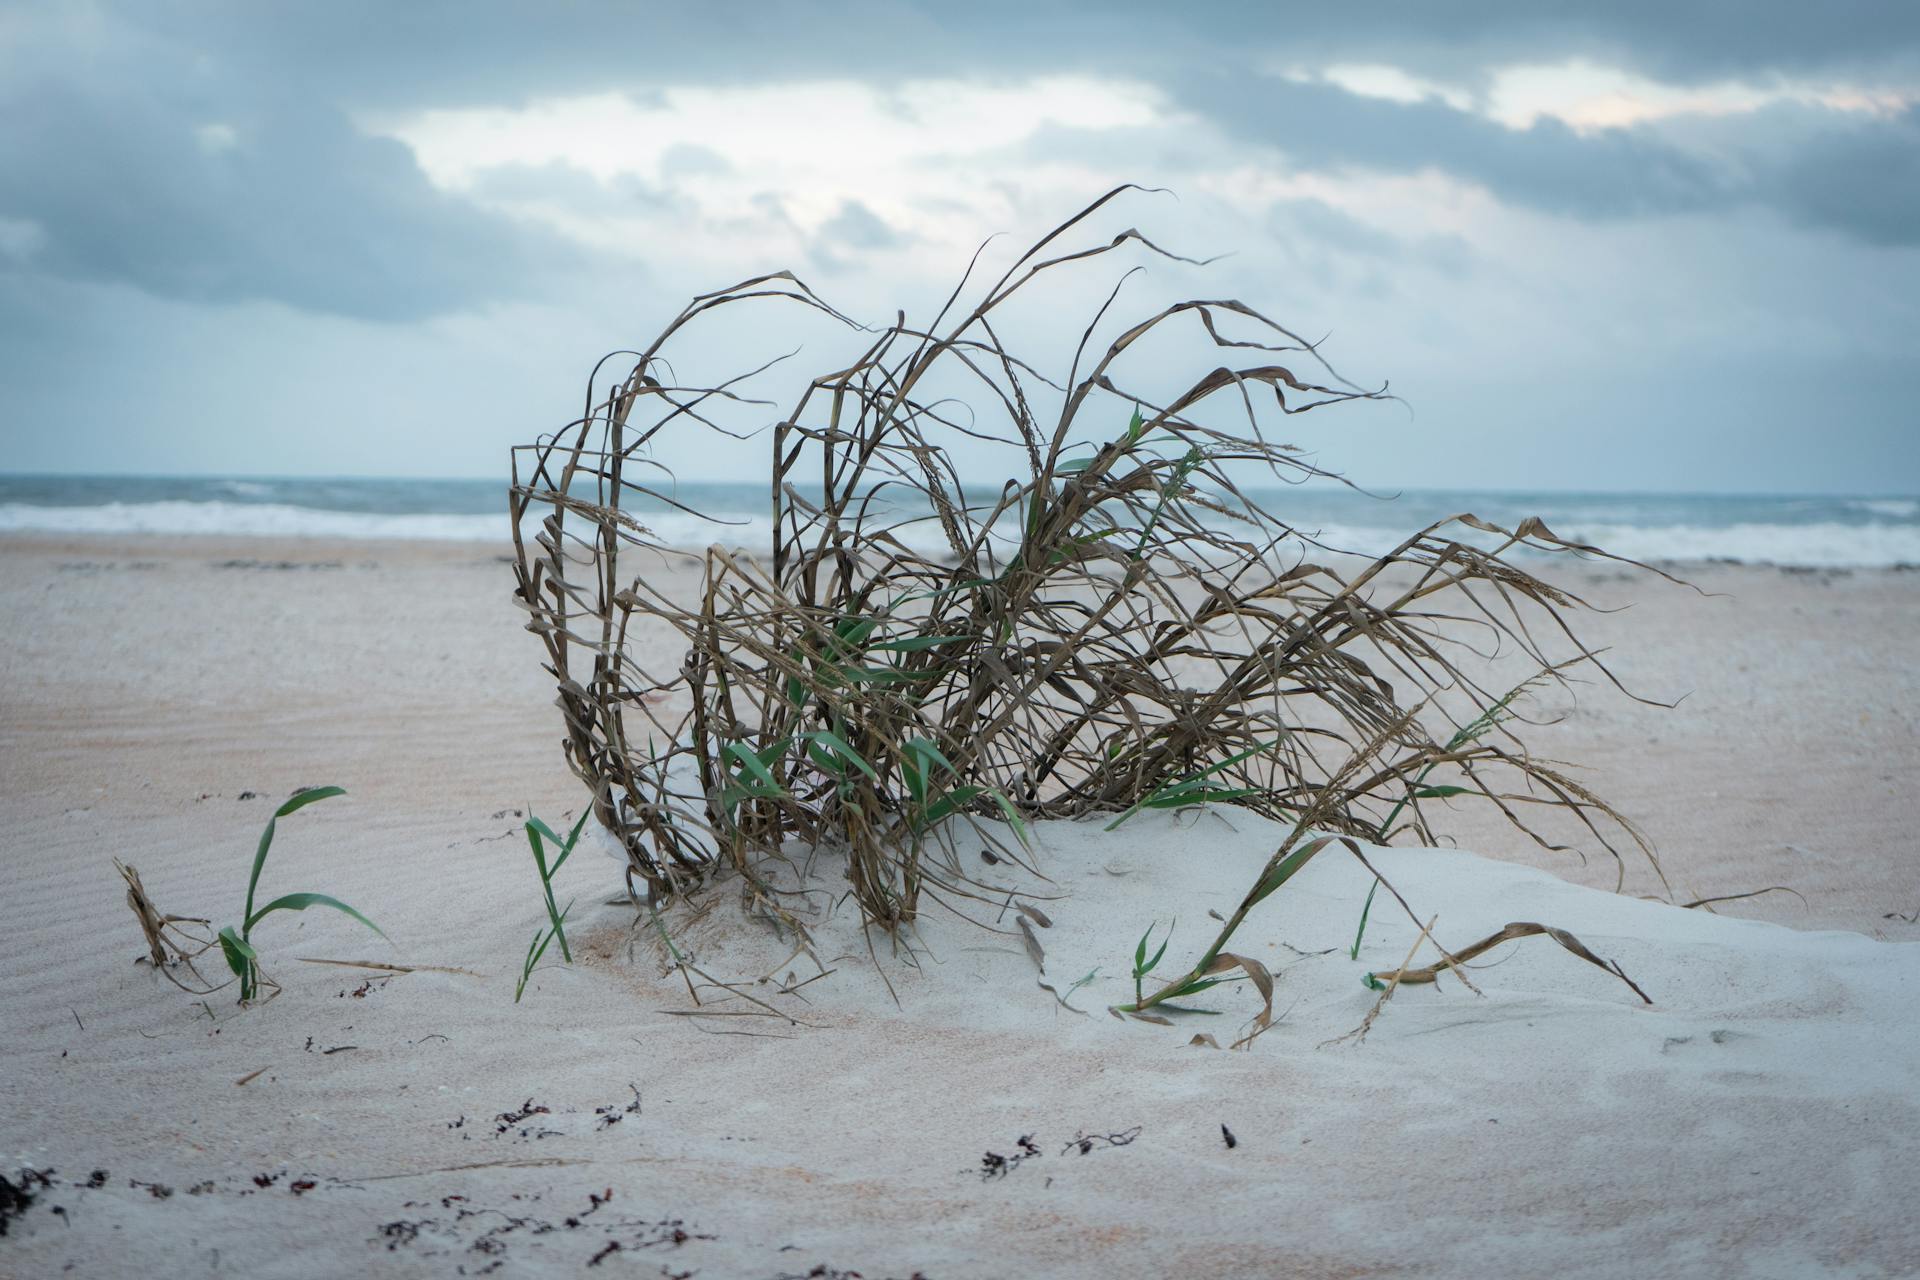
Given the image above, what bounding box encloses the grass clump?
[218,787,385,1003]
[516,810,589,1002]
[509,185,1672,984]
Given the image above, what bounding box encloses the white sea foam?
[1849,497,1920,519]
[5,499,1918,567]
[1550,520,1920,568]
[211,480,277,499]
[1228,520,1920,568]
[0,500,508,541]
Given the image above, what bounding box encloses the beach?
[3,532,1918,1277]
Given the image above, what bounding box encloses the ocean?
[1,474,1916,568]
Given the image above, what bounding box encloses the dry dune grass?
[508,187,1674,1001]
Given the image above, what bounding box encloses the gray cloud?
[4,0,1912,324]
[0,0,1914,494]
[97,1,1920,103]
[1168,71,1920,246]
[1264,198,1474,294]
[1764,105,1920,246]
[0,11,579,321]
[820,200,905,251]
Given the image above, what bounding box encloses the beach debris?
[1678,886,1804,911]
[493,1099,551,1134]
[376,1190,712,1266]
[1015,916,1047,974]
[0,1169,51,1236]
[1060,1127,1141,1156]
[1207,952,1276,1047]
[566,1188,615,1228]
[116,858,216,985]
[594,1084,643,1129]
[1325,915,1440,1050]
[1015,902,1053,929]
[295,957,476,976]
[1366,921,1653,1004]
[978,1134,1043,1180]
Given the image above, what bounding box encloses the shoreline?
[5,526,1916,571]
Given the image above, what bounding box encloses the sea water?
[1,474,1916,568]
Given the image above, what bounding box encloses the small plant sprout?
[1132,921,1172,1008]
[1350,880,1381,961]
[218,787,385,1004]
[516,809,591,1002]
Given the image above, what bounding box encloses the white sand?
[3,535,1917,1277]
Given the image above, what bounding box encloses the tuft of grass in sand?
[218,787,385,1003]
[516,810,590,1002]
[509,185,1679,1015]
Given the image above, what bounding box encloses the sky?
[1,1,1916,494]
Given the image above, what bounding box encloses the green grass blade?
[905,737,957,774]
[245,785,346,927]
[1141,785,1264,810]
[1349,879,1380,960]
[218,924,256,976]
[915,785,985,829]
[1250,837,1332,907]
[273,785,347,820]
[802,729,880,781]
[247,892,387,941]
[723,741,788,793]
[986,786,1029,846]
[524,818,572,963]
[533,808,595,878]
[1105,737,1285,829]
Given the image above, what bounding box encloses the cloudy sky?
[2,1,1916,493]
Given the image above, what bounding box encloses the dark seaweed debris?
[377,1188,713,1268]
[978,1134,1042,1180]
[1,1168,53,1236]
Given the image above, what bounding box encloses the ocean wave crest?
[0,500,507,541]
[4,500,1917,568]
